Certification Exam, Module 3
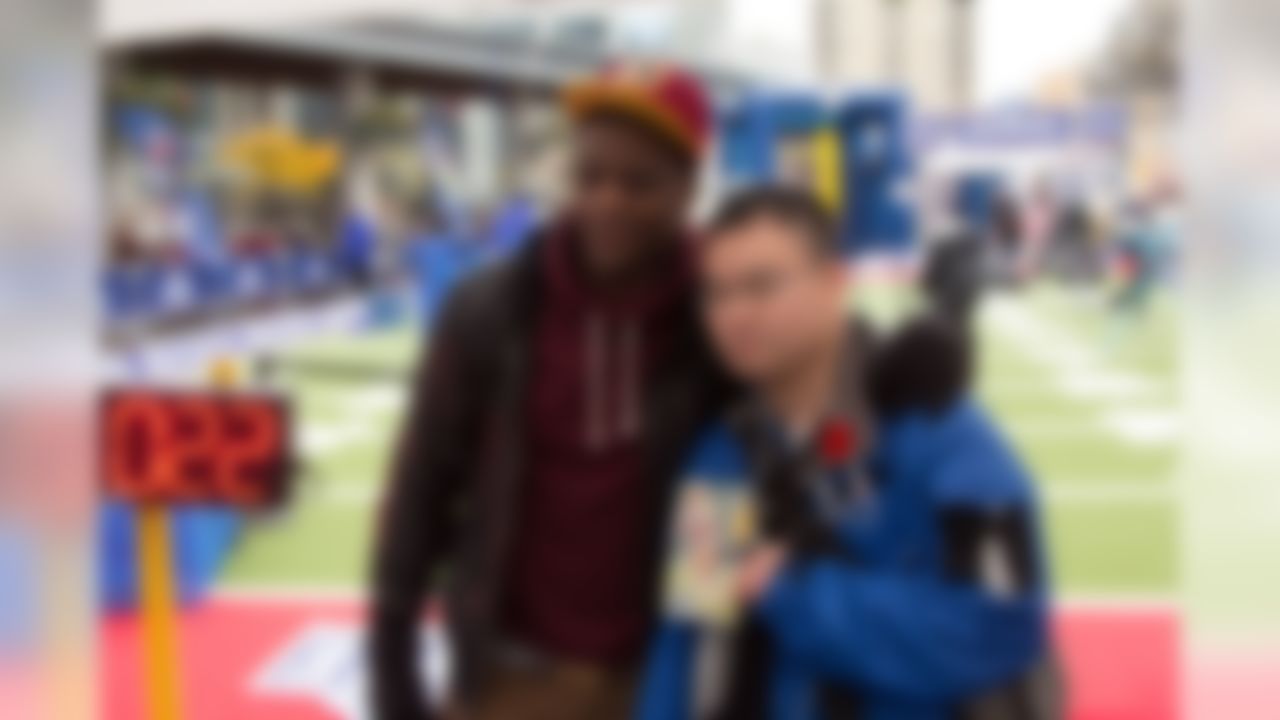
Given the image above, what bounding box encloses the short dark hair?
[706,185,840,258]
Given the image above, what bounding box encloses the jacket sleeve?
[756,407,1047,703]
[634,621,698,720]
[758,562,1043,702]
[368,282,490,720]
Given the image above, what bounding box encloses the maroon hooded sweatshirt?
[504,225,693,665]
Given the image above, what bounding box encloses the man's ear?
[868,312,972,416]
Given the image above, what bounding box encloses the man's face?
[567,115,693,277]
[701,218,846,384]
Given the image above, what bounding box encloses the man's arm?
[757,558,1042,701]
[368,284,489,720]
[754,405,1048,702]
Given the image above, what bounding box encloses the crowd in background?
[923,169,1180,337]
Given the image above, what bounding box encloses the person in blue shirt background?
[636,187,1057,720]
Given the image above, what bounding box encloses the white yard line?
[995,411,1181,446]
[1005,419,1122,437]
[983,298,1180,447]
[1102,408,1182,446]
[1042,482,1173,505]
[1058,368,1159,402]
[314,482,379,506]
[341,385,406,415]
[984,313,1094,374]
[300,423,380,456]
[1003,417,1178,447]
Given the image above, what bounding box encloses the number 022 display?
[101,389,292,509]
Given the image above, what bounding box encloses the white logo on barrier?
[252,622,448,720]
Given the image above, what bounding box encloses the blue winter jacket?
[636,400,1049,720]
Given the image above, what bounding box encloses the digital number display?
[102,389,292,509]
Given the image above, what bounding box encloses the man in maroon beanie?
[369,63,731,720]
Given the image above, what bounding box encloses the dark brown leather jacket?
[368,234,731,719]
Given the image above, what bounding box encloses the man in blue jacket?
[637,187,1054,720]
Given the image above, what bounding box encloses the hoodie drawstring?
[584,313,606,451]
[619,321,642,442]
[582,316,644,451]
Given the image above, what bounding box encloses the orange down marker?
[137,503,184,720]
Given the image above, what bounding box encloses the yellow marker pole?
[135,355,245,719]
[137,503,184,720]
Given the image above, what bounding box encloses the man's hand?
[869,313,971,415]
[735,543,788,605]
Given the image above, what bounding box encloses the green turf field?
[221,284,1179,599]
